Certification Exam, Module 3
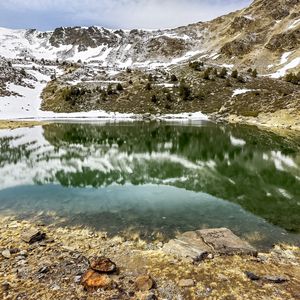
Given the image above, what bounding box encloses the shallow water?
[0,121,299,248]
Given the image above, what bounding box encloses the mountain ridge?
[0,0,299,75]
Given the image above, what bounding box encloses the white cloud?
[0,0,252,29]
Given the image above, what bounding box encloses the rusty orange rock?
[90,257,117,273]
[81,269,112,290]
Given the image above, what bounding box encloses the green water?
[0,121,299,248]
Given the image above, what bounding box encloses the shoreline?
[1,215,299,299]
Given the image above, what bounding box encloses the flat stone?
[198,228,257,256]
[81,269,112,290]
[135,275,154,291]
[21,229,46,244]
[263,275,289,284]
[162,228,257,261]
[162,231,210,261]
[2,249,11,259]
[178,279,195,287]
[89,257,116,273]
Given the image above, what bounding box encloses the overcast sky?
[0,0,252,30]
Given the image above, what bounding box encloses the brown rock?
[90,257,117,273]
[135,275,154,291]
[21,229,46,244]
[81,269,112,290]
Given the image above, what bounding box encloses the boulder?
[162,231,210,262]
[198,228,257,256]
[162,228,257,261]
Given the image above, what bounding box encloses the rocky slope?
[0,0,299,75]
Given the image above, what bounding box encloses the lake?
[0,121,299,249]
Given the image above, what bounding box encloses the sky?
[0,0,252,30]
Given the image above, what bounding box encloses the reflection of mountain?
[0,122,299,232]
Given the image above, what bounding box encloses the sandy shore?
[1,215,299,300]
[0,120,48,130]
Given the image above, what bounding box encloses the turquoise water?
[0,121,299,248]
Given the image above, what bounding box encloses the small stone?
[19,250,28,257]
[81,269,112,290]
[245,271,260,281]
[135,275,154,291]
[2,249,11,259]
[207,254,214,259]
[2,282,10,292]
[178,279,195,287]
[90,257,117,273]
[38,266,50,274]
[21,229,46,244]
[145,293,158,300]
[74,275,82,284]
[263,276,289,284]
[51,284,60,291]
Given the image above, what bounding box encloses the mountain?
[0,0,299,126]
[0,0,299,75]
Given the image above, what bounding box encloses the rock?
[81,269,112,290]
[2,282,10,292]
[263,276,289,284]
[145,293,158,300]
[89,257,117,273]
[38,266,49,274]
[2,249,11,259]
[162,231,210,262]
[135,275,154,291]
[245,271,260,281]
[21,229,46,244]
[199,228,257,256]
[178,279,195,287]
[163,228,257,261]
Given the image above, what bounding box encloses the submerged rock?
[162,228,257,261]
[21,229,46,244]
[90,257,117,273]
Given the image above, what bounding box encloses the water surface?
[0,121,299,248]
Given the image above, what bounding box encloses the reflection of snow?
[271,151,297,171]
[230,135,246,146]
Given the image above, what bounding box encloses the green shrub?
[231,70,238,78]
[170,74,178,82]
[151,94,158,103]
[116,83,123,91]
[179,80,191,101]
[252,69,258,78]
[203,69,210,80]
[107,84,113,95]
[145,82,152,91]
[219,67,228,78]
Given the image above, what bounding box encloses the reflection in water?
[0,122,299,247]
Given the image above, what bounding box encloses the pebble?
[178,279,195,287]
[135,275,154,291]
[2,249,11,259]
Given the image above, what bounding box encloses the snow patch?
[270,56,300,78]
[232,89,255,97]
